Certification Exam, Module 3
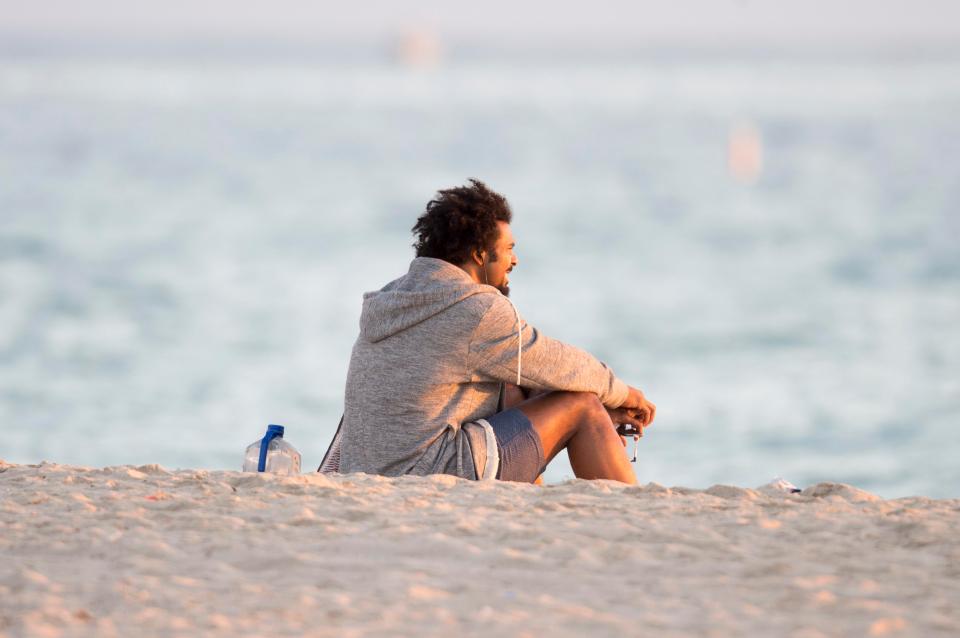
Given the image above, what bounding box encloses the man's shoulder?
[456,292,522,343]
[449,290,502,320]
[461,289,520,315]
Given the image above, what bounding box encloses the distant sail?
[728,122,763,184]
[393,28,443,68]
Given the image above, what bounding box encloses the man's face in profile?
[486,221,518,297]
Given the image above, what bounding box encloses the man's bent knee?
[543,391,609,431]
[567,391,607,422]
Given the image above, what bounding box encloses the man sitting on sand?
[339,179,656,485]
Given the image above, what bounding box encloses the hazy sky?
[2,0,959,45]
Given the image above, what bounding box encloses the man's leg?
[508,389,637,485]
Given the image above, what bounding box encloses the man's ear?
[472,248,485,266]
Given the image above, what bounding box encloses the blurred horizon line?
[3,32,959,64]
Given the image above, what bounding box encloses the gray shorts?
[487,407,545,483]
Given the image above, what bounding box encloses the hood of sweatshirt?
[359,257,493,343]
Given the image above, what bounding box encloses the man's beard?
[485,257,510,296]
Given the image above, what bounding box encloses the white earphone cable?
[504,297,522,387]
[483,252,522,386]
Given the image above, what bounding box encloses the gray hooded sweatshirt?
[340,257,629,480]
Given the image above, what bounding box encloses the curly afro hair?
[412,179,513,265]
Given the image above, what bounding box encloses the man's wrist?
[607,377,630,409]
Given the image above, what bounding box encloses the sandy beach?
[1,461,957,637]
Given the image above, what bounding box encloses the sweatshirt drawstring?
[504,297,522,386]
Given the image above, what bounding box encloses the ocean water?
[1,51,958,497]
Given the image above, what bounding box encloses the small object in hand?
[616,424,642,437]
[616,424,642,463]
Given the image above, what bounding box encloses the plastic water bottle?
[242,424,301,475]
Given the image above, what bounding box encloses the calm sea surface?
[1,51,958,496]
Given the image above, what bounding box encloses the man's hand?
[608,385,656,441]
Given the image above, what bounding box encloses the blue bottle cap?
[257,424,286,472]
